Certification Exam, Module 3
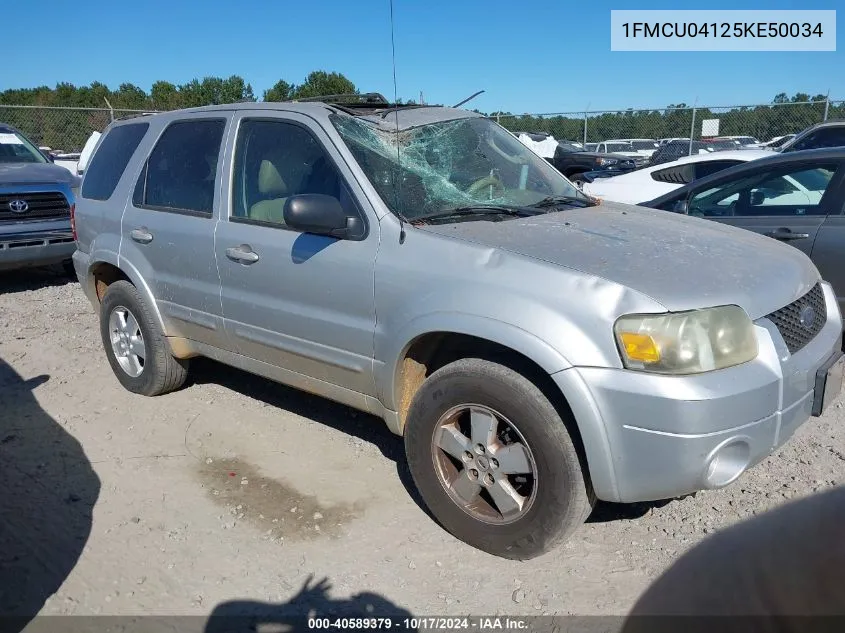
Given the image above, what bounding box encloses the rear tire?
[99,280,189,396]
[404,358,593,559]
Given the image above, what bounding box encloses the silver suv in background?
[73,98,843,559]
[0,124,79,273]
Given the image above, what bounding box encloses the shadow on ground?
[190,359,680,530]
[205,575,415,633]
[188,358,429,515]
[0,265,75,294]
[0,357,100,631]
[588,499,673,523]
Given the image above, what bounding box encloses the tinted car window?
[232,119,351,226]
[791,127,845,151]
[139,120,225,214]
[688,163,837,218]
[81,123,149,201]
[693,160,744,180]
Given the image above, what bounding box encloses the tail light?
[70,203,78,241]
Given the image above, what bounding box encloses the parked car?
[0,123,79,273]
[73,101,843,559]
[707,137,742,149]
[584,142,598,152]
[551,141,639,185]
[721,135,761,147]
[762,134,796,149]
[780,120,845,153]
[583,149,770,204]
[649,140,715,165]
[643,147,845,319]
[658,137,689,146]
[515,132,561,159]
[607,138,659,158]
[595,141,648,166]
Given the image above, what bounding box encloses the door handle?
[225,245,260,264]
[764,227,810,241]
[130,228,154,244]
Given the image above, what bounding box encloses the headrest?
[258,160,287,195]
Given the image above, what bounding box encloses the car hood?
[419,201,818,319]
[0,162,80,186]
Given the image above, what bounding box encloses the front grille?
[765,283,827,354]
[0,192,70,221]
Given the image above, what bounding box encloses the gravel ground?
[1,268,843,621]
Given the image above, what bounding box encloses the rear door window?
[136,120,226,215]
[81,123,149,201]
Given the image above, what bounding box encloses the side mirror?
[283,194,363,239]
[672,199,689,214]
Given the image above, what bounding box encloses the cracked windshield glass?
[330,114,588,221]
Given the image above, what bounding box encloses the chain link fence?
[496,100,845,150]
[2,100,844,156]
[0,105,156,153]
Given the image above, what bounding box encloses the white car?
[583,149,771,204]
[609,138,659,157]
[759,134,796,149]
[720,135,760,147]
[595,140,642,160]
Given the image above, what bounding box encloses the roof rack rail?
[115,112,156,121]
[295,92,390,106]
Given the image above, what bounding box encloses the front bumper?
[0,226,76,271]
[554,282,843,503]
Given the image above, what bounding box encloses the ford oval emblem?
[799,304,816,329]
[8,199,29,213]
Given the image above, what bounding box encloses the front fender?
[374,311,573,412]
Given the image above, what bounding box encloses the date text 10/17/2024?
[308,617,530,630]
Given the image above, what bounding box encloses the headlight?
[71,185,80,203]
[614,306,758,374]
[596,157,618,166]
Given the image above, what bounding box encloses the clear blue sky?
[5,0,842,114]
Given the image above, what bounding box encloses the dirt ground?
[1,268,843,621]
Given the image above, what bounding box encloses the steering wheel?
[466,174,505,197]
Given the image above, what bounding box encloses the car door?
[802,174,845,315]
[120,113,232,347]
[215,112,379,396]
[681,159,844,259]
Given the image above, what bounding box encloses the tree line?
[0,71,359,110]
[493,93,843,144]
[0,76,839,152]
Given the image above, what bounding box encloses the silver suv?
[73,99,844,559]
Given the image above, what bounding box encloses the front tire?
[404,358,593,559]
[99,280,189,396]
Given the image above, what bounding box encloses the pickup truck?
[0,123,80,273]
[551,141,639,186]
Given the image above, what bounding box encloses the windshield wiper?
[413,205,537,225]
[529,194,597,209]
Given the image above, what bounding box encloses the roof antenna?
[452,90,485,109]
[389,0,407,244]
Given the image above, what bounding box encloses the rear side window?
[81,123,149,201]
[136,119,225,215]
[693,160,744,180]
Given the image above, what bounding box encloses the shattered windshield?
[330,113,581,220]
